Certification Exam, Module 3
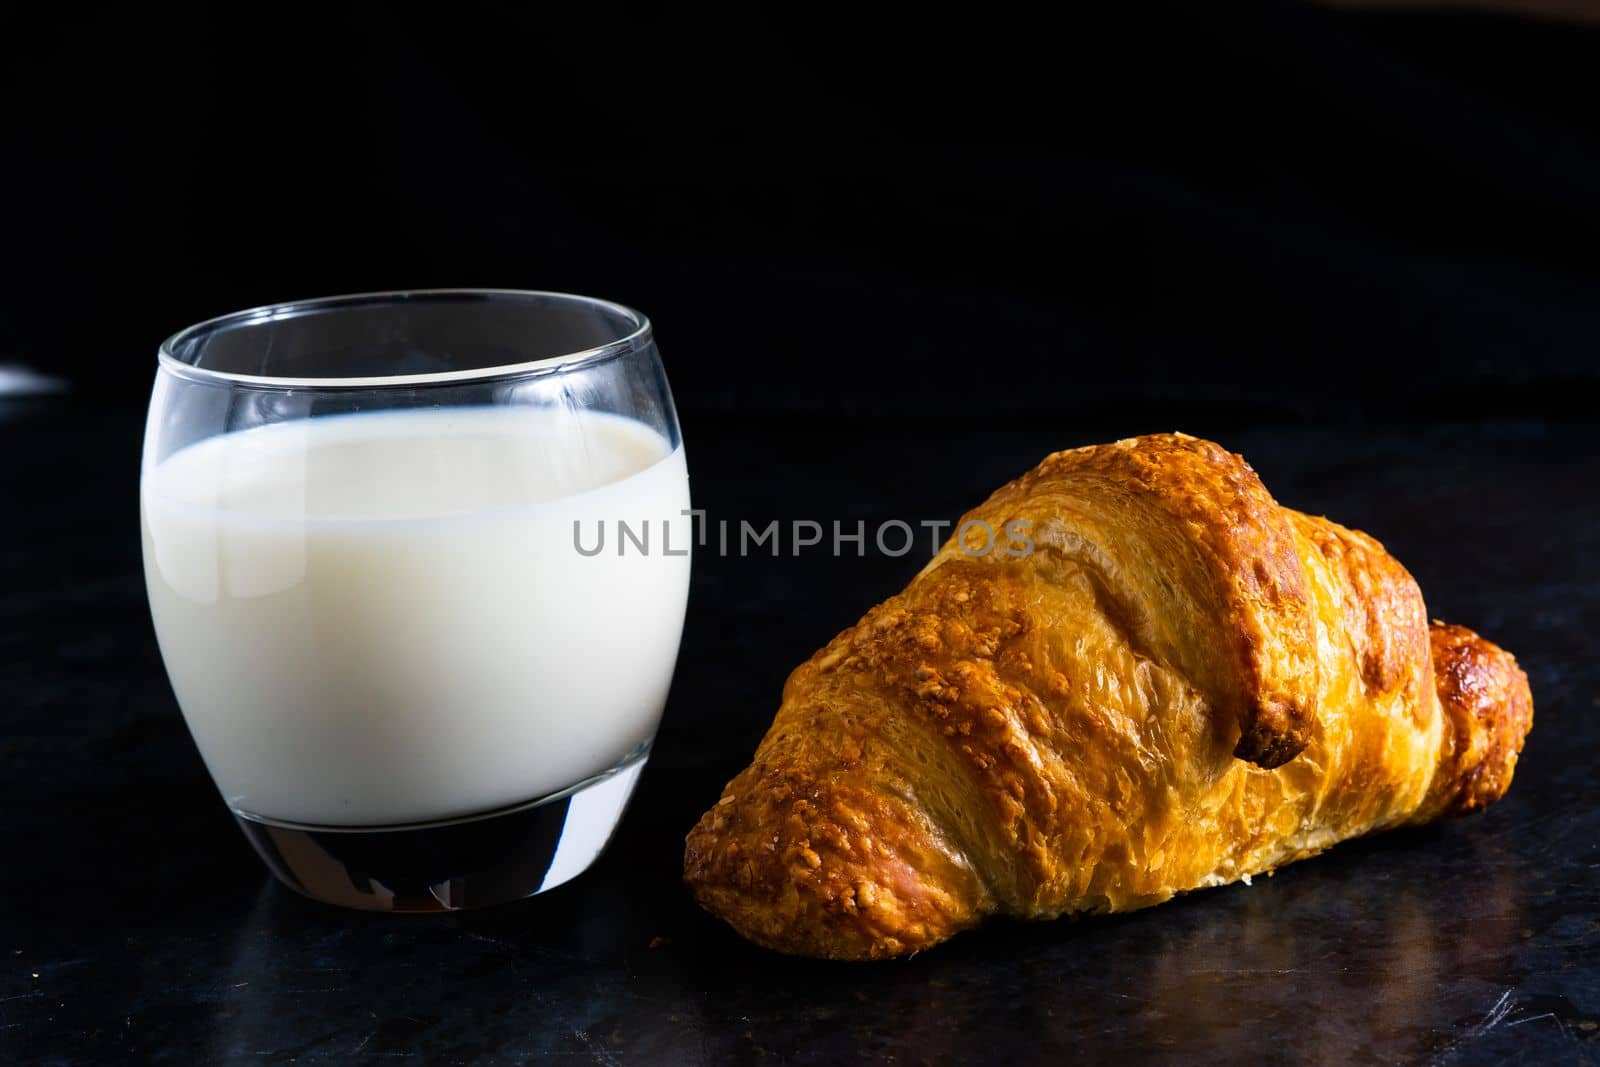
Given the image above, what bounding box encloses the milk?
[141,407,691,827]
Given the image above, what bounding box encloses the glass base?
[233,755,647,912]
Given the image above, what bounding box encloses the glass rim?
[157,288,653,390]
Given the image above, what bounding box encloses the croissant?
[683,433,1532,960]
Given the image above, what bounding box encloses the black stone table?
[3,400,1597,1065]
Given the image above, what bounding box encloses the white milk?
[141,407,691,827]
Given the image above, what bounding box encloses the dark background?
[5,4,1600,1064]
[5,3,1600,423]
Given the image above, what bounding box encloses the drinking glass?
[140,290,690,911]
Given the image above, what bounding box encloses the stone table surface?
[2,400,1597,1065]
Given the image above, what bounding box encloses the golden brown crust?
[961,434,1318,768]
[1422,623,1534,818]
[682,739,987,959]
[1289,513,1430,716]
[684,433,1535,960]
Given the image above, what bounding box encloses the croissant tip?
[682,768,988,961]
[1427,622,1534,817]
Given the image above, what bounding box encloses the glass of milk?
[140,290,691,911]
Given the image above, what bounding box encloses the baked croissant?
[683,433,1532,960]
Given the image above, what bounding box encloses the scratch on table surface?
[1181,967,1334,976]
[1469,991,1516,1037]
[0,991,43,1004]
[465,932,515,951]
[575,1028,622,1067]
[35,959,88,972]
[1507,1011,1572,1042]
[351,1030,375,1054]
[1477,809,1570,843]
[1424,991,1518,1066]
[464,933,585,966]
